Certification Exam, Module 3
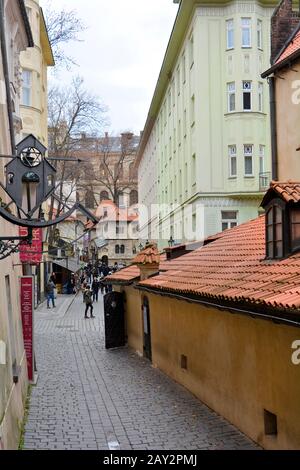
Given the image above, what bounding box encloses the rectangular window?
[227,82,235,112]
[22,70,32,106]
[176,66,181,96]
[259,145,265,174]
[242,18,251,48]
[243,81,252,111]
[258,82,263,112]
[172,80,175,107]
[226,19,234,49]
[189,34,194,69]
[192,154,196,185]
[244,144,253,176]
[257,19,263,49]
[228,145,237,177]
[222,211,238,231]
[191,95,195,126]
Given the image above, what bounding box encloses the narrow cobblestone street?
[23,293,258,450]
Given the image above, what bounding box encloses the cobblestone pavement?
[23,293,258,450]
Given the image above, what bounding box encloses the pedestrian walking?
[92,277,100,302]
[83,285,95,319]
[46,278,56,309]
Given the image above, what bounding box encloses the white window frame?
[257,19,263,49]
[258,82,263,112]
[259,144,265,174]
[227,82,236,112]
[242,18,251,48]
[221,211,238,231]
[22,70,32,106]
[226,19,234,49]
[243,81,252,111]
[244,144,254,176]
[228,145,237,178]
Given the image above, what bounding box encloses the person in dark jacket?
[46,279,56,309]
[91,277,100,302]
[83,286,94,319]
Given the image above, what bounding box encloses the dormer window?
[266,203,283,259]
[290,208,300,251]
[262,182,300,260]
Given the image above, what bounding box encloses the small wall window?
[120,244,125,254]
[181,355,188,370]
[228,145,237,178]
[266,205,283,259]
[222,211,238,231]
[242,18,251,48]
[227,82,236,112]
[264,409,277,436]
[258,82,263,112]
[226,19,234,49]
[115,245,120,254]
[244,145,253,176]
[243,81,252,111]
[22,70,32,106]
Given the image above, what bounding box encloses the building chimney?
[133,242,160,281]
[271,0,300,63]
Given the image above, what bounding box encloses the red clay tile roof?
[269,181,300,203]
[133,243,160,265]
[106,265,140,283]
[138,215,300,312]
[276,27,300,65]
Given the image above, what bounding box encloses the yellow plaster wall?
[123,287,300,449]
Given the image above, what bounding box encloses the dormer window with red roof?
[262,182,300,260]
[265,203,284,259]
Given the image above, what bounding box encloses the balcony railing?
[259,172,271,192]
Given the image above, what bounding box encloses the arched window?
[266,204,283,259]
[130,190,138,206]
[100,190,109,201]
[85,190,95,208]
[120,245,125,254]
[115,245,120,254]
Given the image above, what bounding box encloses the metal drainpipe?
[269,76,278,181]
[0,0,16,155]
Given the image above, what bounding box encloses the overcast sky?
[40,0,178,136]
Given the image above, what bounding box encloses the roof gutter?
[261,48,300,78]
[135,285,300,329]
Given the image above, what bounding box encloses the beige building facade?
[0,0,33,450]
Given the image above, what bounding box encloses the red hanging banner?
[19,227,43,264]
[20,276,34,382]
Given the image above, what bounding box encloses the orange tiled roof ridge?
[270,180,300,203]
[138,215,300,311]
[276,27,300,65]
[133,243,160,265]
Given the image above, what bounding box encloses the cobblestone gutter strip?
[19,385,32,450]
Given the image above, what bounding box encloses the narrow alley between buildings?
[23,293,258,451]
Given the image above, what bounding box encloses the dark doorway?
[142,296,152,361]
[102,255,108,265]
[104,291,125,349]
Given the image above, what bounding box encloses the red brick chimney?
[271,0,300,63]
